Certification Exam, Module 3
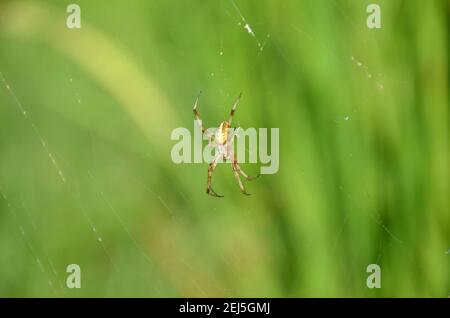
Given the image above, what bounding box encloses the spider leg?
[232,162,251,195]
[207,130,215,147]
[233,156,261,181]
[228,92,242,125]
[206,155,224,198]
[193,91,206,134]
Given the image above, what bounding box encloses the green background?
[0,0,448,297]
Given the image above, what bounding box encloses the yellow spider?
[193,92,260,197]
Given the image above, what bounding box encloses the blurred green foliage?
[0,0,448,297]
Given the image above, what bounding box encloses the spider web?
[0,0,439,297]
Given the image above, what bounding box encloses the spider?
[193,92,260,197]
